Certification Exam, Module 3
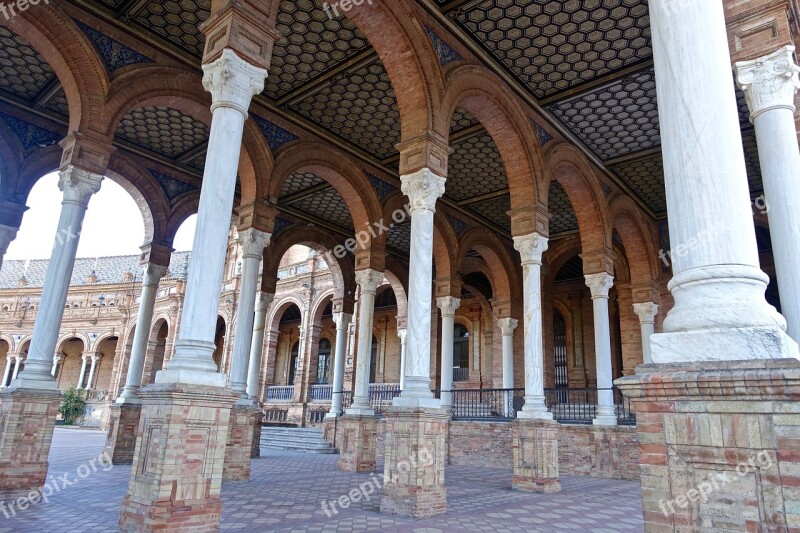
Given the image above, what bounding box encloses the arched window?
[369,336,378,383]
[316,339,331,384]
[288,341,300,385]
[453,325,470,382]
[554,312,568,389]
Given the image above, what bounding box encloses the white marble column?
[633,302,659,365]
[498,317,517,417]
[327,311,352,418]
[51,354,61,377]
[1,356,12,387]
[513,232,551,419]
[0,225,17,273]
[14,168,103,390]
[117,263,168,403]
[229,229,270,403]
[648,0,797,362]
[346,269,382,416]
[736,45,800,340]
[76,354,89,390]
[395,169,446,407]
[397,328,407,390]
[246,292,274,400]
[159,49,268,386]
[436,297,460,408]
[585,273,617,426]
[86,355,99,390]
[10,356,22,382]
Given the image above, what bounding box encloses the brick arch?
[56,334,88,354]
[164,193,201,247]
[608,195,659,297]
[266,296,306,338]
[457,228,518,304]
[91,332,119,354]
[240,119,275,204]
[382,268,409,320]
[0,124,25,196]
[11,145,63,201]
[440,65,545,221]
[612,241,632,284]
[544,143,610,267]
[269,142,381,234]
[310,290,336,328]
[544,234,583,287]
[346,2,444,145]
[7,7,108,133]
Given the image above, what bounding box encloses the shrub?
[58,387,86,426]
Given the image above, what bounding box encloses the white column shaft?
[1,357,12,387]
[86,356,98,390]
[11,357,21,381]
[246,293,273,399]
[327,313,352,418]
[586,274,616,426]
[77,356,88,389]
[50,356,59,377]
[397,329,407,391]
[437,297,460,408]
[633,302,659,365]
[347,270,381,416]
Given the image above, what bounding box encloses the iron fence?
[265,385,294,402]
[309,384,332,402]
[339,383,401,415]
[452,367,470,382]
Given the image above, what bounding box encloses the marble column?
[86,355,99,390]
[395,169,446,407]
[498,317,517,417]
[0,225,17,273]
[116,263,168,403]
[585,273,616,426]
[1,356,11,387]
[647,0,797,362]
[736,45,800,340]
[50,354,60,377]
[327,311,352,418]
[436,297,460,408]
[346,269,382,415]
[229,229,270,402]
[513,233,551,419]
[157,49,268,387]
[397,328,407,390]
[246,292,274,400]
[76,354,89,390]
[632,302,658,365]
[14,168,102,390]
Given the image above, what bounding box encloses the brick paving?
[0,428,644,532]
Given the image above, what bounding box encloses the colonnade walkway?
[0,429,644,532]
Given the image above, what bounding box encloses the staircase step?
[259,427,337,454]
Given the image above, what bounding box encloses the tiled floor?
[0,428,644,532]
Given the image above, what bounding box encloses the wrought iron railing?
[449,388,525,419]
[309,384,333,402]
[266,385,294,402]
[452,367,469,382]
[339,383,401,415]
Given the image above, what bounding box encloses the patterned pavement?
[0,428,644,532]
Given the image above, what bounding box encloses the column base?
[380,407,448,519]
[251,410,263,459]
[336,415,378,473]
[223,404,260,481]
[0,388,61,499]
[651,326,799,363]
[103,403,142,465]
[118,382,237,532]
[616,359,800,532]
[512,419,561,494]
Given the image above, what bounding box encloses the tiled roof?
[0,252,191,289]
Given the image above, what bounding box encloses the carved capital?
[256,292,274,313]
[400,168,446,214]
[0,224,18,253]
[513,232,549,266]
[396,328,407,343]
[633,302,659,324]
[736,45,800,120]
[436,296,461,317]
[58,166,103,207]
[497,317,518,336]
[585,273,614,299]
[202,49,267,115]
[333,312,353,330]
[141,263,169,288]
[238,228,270,259]
[355,268,383,295]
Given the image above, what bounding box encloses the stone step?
[260,427,337,454]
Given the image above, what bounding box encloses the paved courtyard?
[0,428,644,532]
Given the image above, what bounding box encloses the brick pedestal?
[103,403,142,465]
[223,404,260,481]
[336,415,378,473]
[0,388,61,499]
[380,407,448,518]
[118,382,237,532]
[251,410,263,459]
[512,419,561,493]
[616,359,800,532]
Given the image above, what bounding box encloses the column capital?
[58,166,103,207]
[585,273,614,299]
[633,302,659,324]
[332,312,353,330]
[400,168,446,214]
[355,268,383,295]
[436,296,461,317]
[735,45,800,121]
[397,328,407,342]
[202,49,268,116]
[141,263,169,287]
[0,224,18,252]
[238,227,270,259]
[255,292,274,312]
[139,242,173,267]
[497,317,518,336]
[513,232,549,266]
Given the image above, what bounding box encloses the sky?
[5,172,197,261]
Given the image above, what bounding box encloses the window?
[288,341,299,385]
[369,336,377,383]
[554,312,568,389]
[316,339,331,384]
[453,325,470,382]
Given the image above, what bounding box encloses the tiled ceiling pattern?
[268,0,371,99]
[387,222,411,255]
[446,132,508,202]
[451,107,481,132]
[279,172,327,199]
[467,194,511,231]
[548,181,578,234]
[448,0,651,98]
[291,57,401,159]
[115,107,209,159]
[131,0,210,57]
[0,27,56,100]
[608,154,666,214]
[284,185,355,231]
[548,68,659,161]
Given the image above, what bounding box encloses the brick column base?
[616,359,800,532]
[336,415,377,473]
[512,419,561,493]
[322,417,337,446]
[380,407,448,518]
[118,382,237,532]
[0,388,61,499]
[251,410,263,459]
[223,404,260,481]
[103,403,142,465]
